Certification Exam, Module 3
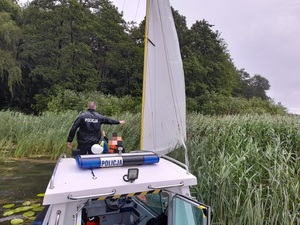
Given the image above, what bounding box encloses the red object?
[86,217,100,225]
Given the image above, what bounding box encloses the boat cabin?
[32,152,211,225]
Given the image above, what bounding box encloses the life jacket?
[108,140,125,153]
[108,144,125,153]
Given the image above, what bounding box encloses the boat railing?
[160,154,190,174]
[50,153,66,189]
[55,210,61,225]
[67,189,116,200]
[148,181,184,189]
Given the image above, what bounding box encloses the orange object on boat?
[86,216,100,225]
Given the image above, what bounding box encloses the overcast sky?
[111,0,300,114]
[19,0,300,114]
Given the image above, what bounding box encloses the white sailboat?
[32,0,211,224]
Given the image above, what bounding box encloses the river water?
[0,158,55,225]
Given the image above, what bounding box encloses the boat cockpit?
[77,191,208,225]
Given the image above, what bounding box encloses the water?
[0,158,55,225]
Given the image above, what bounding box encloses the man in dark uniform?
[67,101,125,155]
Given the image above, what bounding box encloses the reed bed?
[0,111,299,224]
[0,110,140,159]
[185,114,300,225]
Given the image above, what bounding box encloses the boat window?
[172,195,209,225]
[135,192,169,215]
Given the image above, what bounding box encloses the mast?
[140,0,151,150]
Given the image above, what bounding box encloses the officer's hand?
[119,120,125,124]
[67,142,73,149]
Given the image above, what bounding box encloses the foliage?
[0,0,286,116]
[234,69,270,100]
[0,198,43,224]
[44,89,141,115]
[194,92,287,115]
[0,110,140,159]
[20,0,99,104]
[0,1,22,102]
[42,89,287,116]
[91,0,144,97]
[183,20,238,97]
[175,113,300,225]
[0,111,299,224]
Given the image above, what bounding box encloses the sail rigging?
[141,0,186,154]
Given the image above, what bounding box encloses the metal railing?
[55,210,61,225]
[148,181,184,189]
[160,154,190,174]
[50,153,66,189]
[67,189,116,200]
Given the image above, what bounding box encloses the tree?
[17,0,143,111]
[233,68,250,97]
[20,0,100,110]
[246,74,270,100]
[183,20,238,98]
[0,0,22,107]
[172,7,189,57]
[0,0,281,114]
[234,69,270,100]
[90,0,142,96]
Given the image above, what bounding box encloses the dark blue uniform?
[67,109,120,155]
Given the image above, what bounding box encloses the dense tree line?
[0,0,286,114]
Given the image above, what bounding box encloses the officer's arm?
[102,116,121,125]
[67,116,81,142]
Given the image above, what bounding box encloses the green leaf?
[22,201,31,206]
[3,203,15,209]
[32,203,41,208]
[10,218,24,225]
[23,211,35,217]
[32,206,44,212]
[3,210,14,216]
[37,193,45,197]
[14,206,32,212]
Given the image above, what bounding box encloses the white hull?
[33,153,211,225]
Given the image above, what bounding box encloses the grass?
[0,110,140,159]
[184,113,300,225]
[0,110,299,224]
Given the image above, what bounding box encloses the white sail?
[141,0,186,154]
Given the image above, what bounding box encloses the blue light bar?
[144,155,160,164]
[76,153,160,169]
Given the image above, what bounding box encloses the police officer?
[67,101,125,155]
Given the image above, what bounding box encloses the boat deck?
[43,153,197,205]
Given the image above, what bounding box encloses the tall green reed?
[0,110,140,159]
[0,110,76,159]
[1,111,299,224]
[187,113,300,225]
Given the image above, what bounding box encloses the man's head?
[88,101,97,110]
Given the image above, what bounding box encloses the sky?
[111,0,300,114]
[18,0,300,114]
